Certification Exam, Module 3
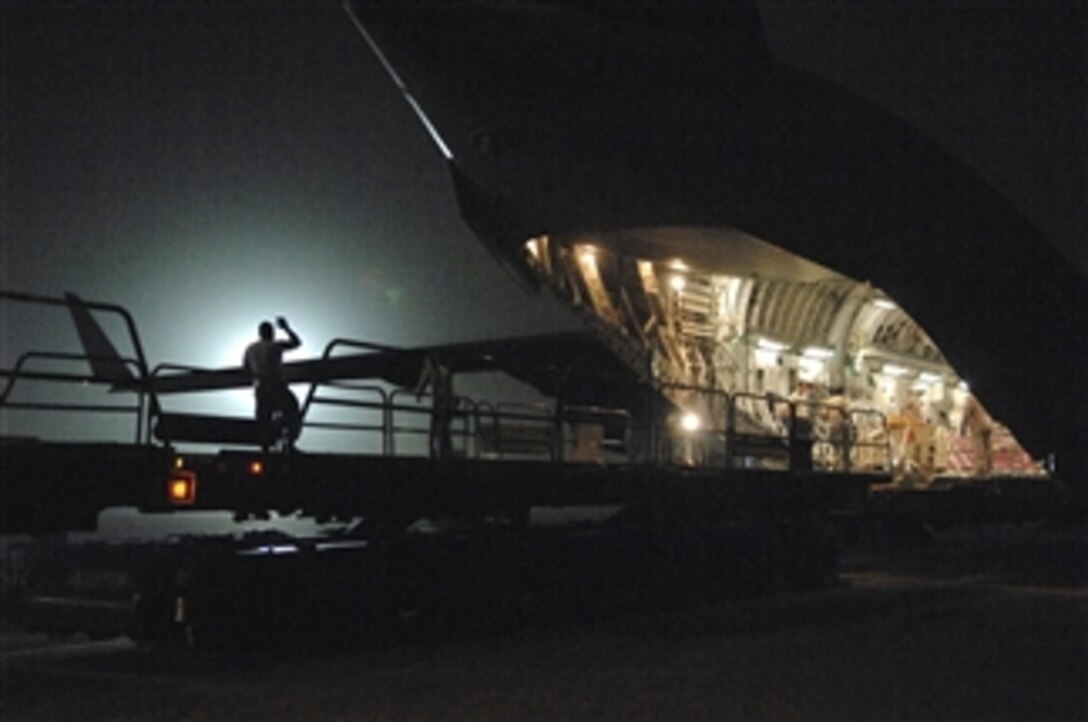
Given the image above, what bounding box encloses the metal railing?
[0,292,893,477]
[726,391,790,469]
[848,408,892,472]
[724,392,891,474]
[302,382,393,454]
[0,291,156,443]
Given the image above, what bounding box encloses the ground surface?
[2,524,1085,721]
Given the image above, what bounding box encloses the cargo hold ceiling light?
[525,237,541,260]
[802,346,834,360]
[756,337,790,352]
[912,371,943,391]
[882,363,911,377]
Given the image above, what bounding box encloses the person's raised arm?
[276,316,302,350]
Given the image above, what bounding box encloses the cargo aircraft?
[20,1,1079,487]
[338,0,1085,485]
[2,2,1077,645]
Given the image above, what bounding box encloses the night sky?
[3,1,1083,413]
[3,3,577,380]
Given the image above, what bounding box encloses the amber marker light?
[168,470,197,505]
[248,460,265,476]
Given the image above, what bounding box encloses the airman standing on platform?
[822,386,851,471]
[243,317,302,448]
[415,356,454,459]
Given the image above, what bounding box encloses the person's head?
[258,321,274,341]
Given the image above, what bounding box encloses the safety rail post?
[147,361,240,448]
[552,398,564,464]
[458,397,482,458]
[297,337,410,455]
[299,383,392,455]
[388,387,478,459]
[472,399,497,460]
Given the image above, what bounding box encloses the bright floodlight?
[802,346,834,359]
[882,363,910,377]
[757,337,789,352]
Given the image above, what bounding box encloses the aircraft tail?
[64,292,139,388]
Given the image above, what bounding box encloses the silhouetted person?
[415,356,454,459]
[243,317,301,449]
[822,386,851,471]
[959,393,993,478]
[787,381,815,472]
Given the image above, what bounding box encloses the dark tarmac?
[2,525,1086,721]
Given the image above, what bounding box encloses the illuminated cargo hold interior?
[520,227,1045,484]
